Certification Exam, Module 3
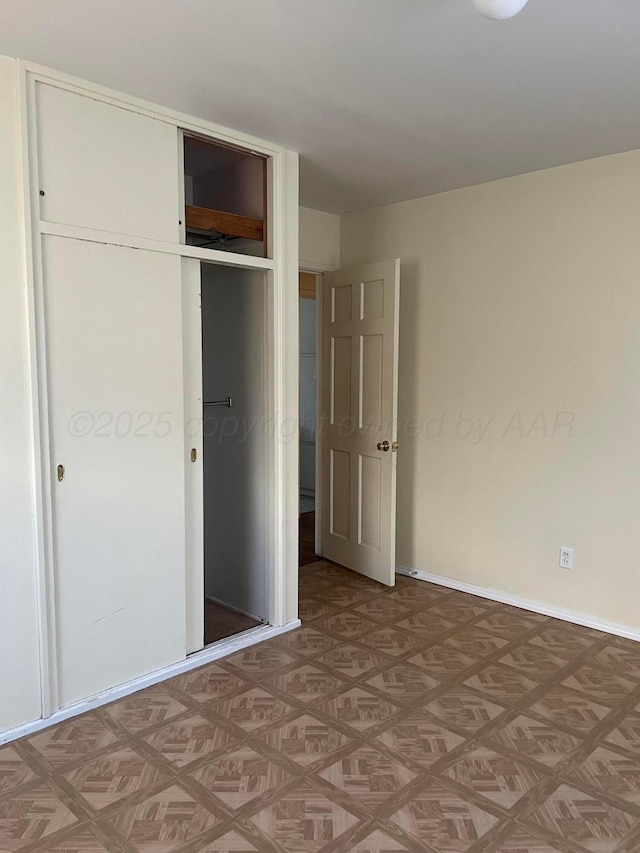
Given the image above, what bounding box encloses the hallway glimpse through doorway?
[299,512,316,567]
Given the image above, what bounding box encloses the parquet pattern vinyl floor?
[3,562,640,853]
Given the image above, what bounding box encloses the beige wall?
[341,150,640,630]
[299,206,340,271]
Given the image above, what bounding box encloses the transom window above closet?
[183,134,267,258]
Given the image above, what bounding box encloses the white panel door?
[322,260,400,585]
[35,83,180,242]
[44,236,186,707]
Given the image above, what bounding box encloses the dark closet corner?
[204,599,260,645]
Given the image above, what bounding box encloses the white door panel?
[35,83,180,242]
[44,236,186,707]
[322,260,400,584]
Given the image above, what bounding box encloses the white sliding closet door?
[35,83,179,242]
[44,236,186,707]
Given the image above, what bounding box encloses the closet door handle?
[57,464,65,482]
[190,448,197,463]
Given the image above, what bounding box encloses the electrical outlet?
[560,547,573,570]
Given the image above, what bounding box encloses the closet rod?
[203,397,233,408]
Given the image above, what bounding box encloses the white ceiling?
[1,0,639,213]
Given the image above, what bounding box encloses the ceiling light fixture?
[472,0,529,20]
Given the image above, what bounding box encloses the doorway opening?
[181,131,271,648]
[200,263,268,644]
[298,260,401,585]
[299,271,321,568]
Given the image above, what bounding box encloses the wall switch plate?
[560,547,573,569]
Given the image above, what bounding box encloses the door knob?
[377,440,390,452]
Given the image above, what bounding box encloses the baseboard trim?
[396,564,640,643]
[0,619,301,746]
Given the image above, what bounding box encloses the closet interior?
[184,134,269,646]
[200,263,268,644]
[183,134,267,257]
